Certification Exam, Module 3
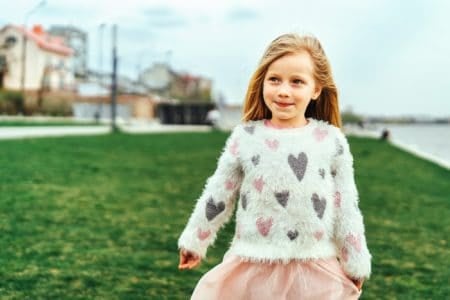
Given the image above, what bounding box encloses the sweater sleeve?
[177,126,244,258]
[331,129,372,280]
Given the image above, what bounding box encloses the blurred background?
[0,0,449,163]
[0,1,449,298]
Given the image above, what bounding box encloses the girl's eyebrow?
[266,72,309,80]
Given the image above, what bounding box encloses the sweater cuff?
[177,227,209,259]
[339,242,372,280]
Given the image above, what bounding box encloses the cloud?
[226,7,259,22]
[142,6,188,28]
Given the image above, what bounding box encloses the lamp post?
[111,24,118,132]
[20,0,46,100]
[95,23,106,122]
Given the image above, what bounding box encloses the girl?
[178,33,372,300]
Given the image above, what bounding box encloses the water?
[371,123,450,168]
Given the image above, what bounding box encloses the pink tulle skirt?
[191,251,362,300]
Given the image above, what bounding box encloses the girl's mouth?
[275,101,294,108]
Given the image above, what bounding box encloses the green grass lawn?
[0,132,448,299]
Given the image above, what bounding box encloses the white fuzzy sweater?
[178,118,372,280]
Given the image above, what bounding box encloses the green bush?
[0,90,25,114]
[39,97,73,116]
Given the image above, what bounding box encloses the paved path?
[0,124,212,140]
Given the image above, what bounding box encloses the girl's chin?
[271,113,295,120]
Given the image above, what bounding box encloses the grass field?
[0,132,448,299]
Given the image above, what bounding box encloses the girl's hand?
[178,249,201,270]
[351,278,364,290]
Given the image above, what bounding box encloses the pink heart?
[341,246,349,262]
[345,233,362,252]
[236,222,242,239]
[313,127,328,142]
[230,139,239,156]
[225,179,235,190]
[253,176,265,193]
[334,191,341,208]
[314,230,324,241]
[256,217,273,237]
[265,139,279,150]
[197,228,211,241]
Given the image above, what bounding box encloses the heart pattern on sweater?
[197,228,211,241]
[345,233,362,252]
[331,168,337,178]
[206,197,225,221]
[335,138,344,156]
[256,217,273,237]
[244,125,255,134]
[225,179,236,190]
[251,154,260,166]
[314,230,324,241]
[274,190,290,208]
[287,230,299,241]
[334,191,342,208]
[319,168,325,179]
[230,139,239,156]
[265,139,279,150]
[241,193,248,210]
[288,152,308,182]
[313,127,328,142]
[341,246,349,262]
[311,193,326,219]
[236,222,242,239]
[253,176,265,193]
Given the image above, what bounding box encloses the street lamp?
[95,22,106,122]
[20,0,46,98]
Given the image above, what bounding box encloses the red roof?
[7,24,73,56]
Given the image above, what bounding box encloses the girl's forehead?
[267,52,315,76]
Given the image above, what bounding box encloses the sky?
[1,0,449,118]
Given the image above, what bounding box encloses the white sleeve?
[177,126,243,258]
[332,130,372,280]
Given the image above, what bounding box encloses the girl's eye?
[268,77,279,82]
[292,79,304,85]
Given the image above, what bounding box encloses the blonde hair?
[242,33,342,128]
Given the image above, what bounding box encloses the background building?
[48,25,88,78]
[0,24,75,92]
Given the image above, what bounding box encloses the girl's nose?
[277,83,290,97]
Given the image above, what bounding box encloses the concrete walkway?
[0,126,111,140]
[0,123,212,140]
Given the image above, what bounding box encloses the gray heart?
[244,126,255,134]
[241,193,248,210]
[288,152,308,182]
[287,230,299,241]
[330,168,337,178]
[319,168,325,179]
[275,190,289,208]
[335,138,344,156]
[206,197,225,221]
[251,155,260,166]
[311,193,326,219]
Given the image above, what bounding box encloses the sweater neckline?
[262,118,315,132]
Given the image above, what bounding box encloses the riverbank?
[344,124,450,170]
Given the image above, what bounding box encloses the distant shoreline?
[344,124,450,170]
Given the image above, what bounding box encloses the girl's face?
[262,51,321,127]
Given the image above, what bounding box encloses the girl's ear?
[312,86,322,100]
